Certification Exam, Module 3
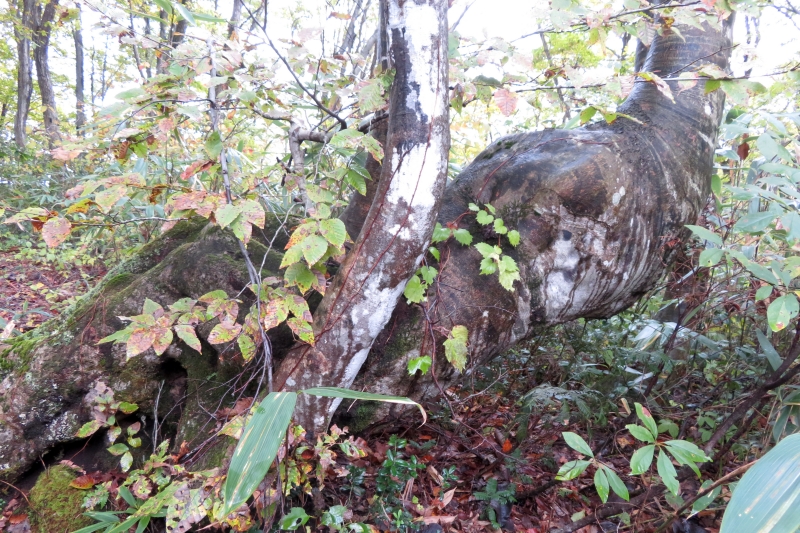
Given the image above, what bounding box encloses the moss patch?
[29,465,92,533]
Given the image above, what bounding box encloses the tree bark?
[13,0,34,150]
[0,6,735,481]
[73,7,86,135]
[32,0,61,148]
[274,0,451,433]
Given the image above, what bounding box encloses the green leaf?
[284,262,316,293]
[215,203,240,230]
[404,275,426,303]
[419,266,437,285]
[443,325,469,372]
[172,1,196,25]
[476,210,494,225]
[626,424,655,444]
[757,133,794,164]
[428,247,440,261]
[222,392,298,516]
[300,235,329,266]
[685,225,722,246]
[507,230,521,247]
[711,175,722,197]
[635,403,659,440]
[630,444,655,475]
[76,420,104,438]
[238,334,256,361]
[768,293,799,332]
[205,131,223,159]
[604,467,630,501]
[562,432,593,457]
[302,387,426,423]
[345,169,367,195]
[657,449,680,495]
[107,443,129,456]
[735,209,780,233]
[474,242,497,258]
[594,467,610,503]
[280,507,310,530]
[698,248,724,267]
[120,451,133,472]
[432,223,451,243]
[493,218,508,235]
[756,329,783,371]
[174,325,202,352]
[453,228,473,246]
[720,433,800,533]
[319,219,347,247]
[693,480,721,513]
[555,460,591,481]
[755,285,773,302]
[407,355,432,375]
[118,402,138,414]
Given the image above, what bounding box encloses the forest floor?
[0,252,733,533]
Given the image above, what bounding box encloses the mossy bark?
[28,465,93,533]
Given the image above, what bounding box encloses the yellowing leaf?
[443,325,468,372]
[42,217,72,247]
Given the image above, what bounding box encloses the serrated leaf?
[476,210,494,225]
[508,230,521,247]
[428,247,440,261]
[345,169,367,195]
[493,218,508,234]
[319,218,347,247]
[419,266,437,285]
[280,243,305,268]
[404,275,426,303]
[300,235,329,266]
[215,203,241,229]
[443,325,468,372]
[107,443,129,456]
[287,317,314,344]
[76,419,103,438]
[222,392,298,516]
[42,217,72,247]
[284,262,316,293]
[768,293,799,332]
[407,355,432,375]
[432,223,451,243]
[562,432,593,457]
[453,228,473,246]
[238,334,256,361]
[174,325,202,352]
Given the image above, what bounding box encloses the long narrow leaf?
[720,434,800,533]
[302,387,426,424]
[221,391,297,516]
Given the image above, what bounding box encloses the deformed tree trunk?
[0,7,733,481]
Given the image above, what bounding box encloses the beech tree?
[0,0,763,486]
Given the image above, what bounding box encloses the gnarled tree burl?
[0,2,732,481]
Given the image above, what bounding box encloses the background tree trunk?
[32,0,60,148]
[73,7,86,135]
[13,0,34,150]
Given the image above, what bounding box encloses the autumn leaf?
[51,147,82,161]
[493,88,518,116]
[70,475,97,490]
[42,217,72,247]
[207,318,242,344]
[180,160,214,181]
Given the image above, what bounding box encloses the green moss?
[29,465,92,533]
[348,402,381,435]
[0,332,42,377]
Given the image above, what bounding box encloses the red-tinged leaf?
[239,199,265,228]
[127,327,156,359]
[636,71,675,103]
[158,117,175,133]
[262,298,289,330]
[737,142,750,161]
[75,419,103,438]
[180,160,214,181]
[51,147,82,161]
[199,289,229,303]
[238,334,256,361]
[287,295,313,322]
[502,439,513,453]
[493,88,518,116]
[8,514,28,525]
[65,183,85,199]
[287,317,314,344]
[70,475,97,490]
[284,221,318,250]
[208,298,239,322]
[151,327,174,355]
[95,185,128,213]
[207,319,242,344]
[174,325,202,352]
[42,217,72,247]
[329,11,351,19]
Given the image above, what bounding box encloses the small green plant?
[626,403,710,495]
[556,432,629,503]
[375,436,425,496]
[472,478,516,529]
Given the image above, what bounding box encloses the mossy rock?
[29,465,92,533]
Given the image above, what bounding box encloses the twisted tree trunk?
[0,7,733,480]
